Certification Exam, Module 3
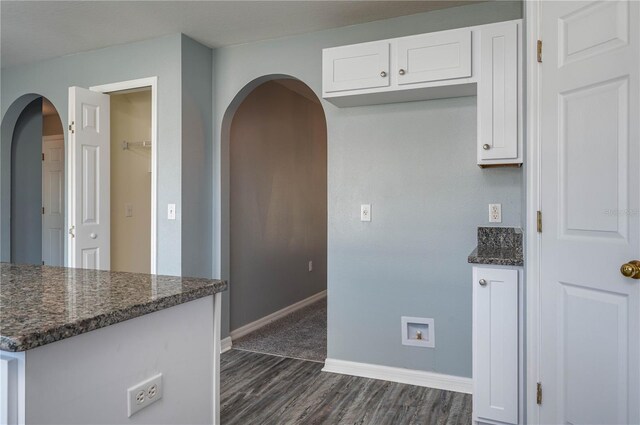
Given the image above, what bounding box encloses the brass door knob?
[621,260,640,279]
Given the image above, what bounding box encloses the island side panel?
[24,295,215,425]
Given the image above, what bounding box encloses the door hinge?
[537,40,543,63]
[42,153,45,161]
[536,382,543,405]
[537,210,542,233]
[68,121,75,134]
[42,207,45,215]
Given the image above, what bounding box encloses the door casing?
[85,77,158,273]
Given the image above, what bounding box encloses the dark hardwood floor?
[221,349,472,425]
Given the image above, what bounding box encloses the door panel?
[539,1,639,424]
[69,87,110,270]
[322,41,390,93]
[474,267,519,424]
[397,29,471,85]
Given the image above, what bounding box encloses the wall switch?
[127,373,163,417]
[125,203,133,217]
[167,204,176,220]
[308,261,313,272]
[360,204,371,222]
[489,203,502,223]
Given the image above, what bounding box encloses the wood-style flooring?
[221,349,472,425]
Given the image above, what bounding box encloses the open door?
[68,87,110,270]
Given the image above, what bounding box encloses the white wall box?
[472,266,521,425]
[322,20,522,167]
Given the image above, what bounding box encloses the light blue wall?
[1,35,183,275]
[10,98,42,265]
[181,35,214,278]
[214,1,523,377]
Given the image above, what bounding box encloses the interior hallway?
[232,298,327,362]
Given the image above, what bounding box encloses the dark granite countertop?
[468,227,523,267]
[0,263,227,352]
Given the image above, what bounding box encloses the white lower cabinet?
[473,266,519,425]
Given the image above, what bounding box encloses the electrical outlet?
[489,203,502,223]
[167,204,176,220]
[361,204,371,222]
[308,261,313,272]
[127,373,162,417]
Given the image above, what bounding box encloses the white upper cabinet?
[477,21,521,165]
[322,19,523,167]
[322,40,390,93]
[397,29,472,85]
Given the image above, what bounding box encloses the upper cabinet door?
[396,29,472,85]
[478,21,519,162]
[323,40,390,93]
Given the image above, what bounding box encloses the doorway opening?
[109,88,152,273]
[224,78,328,362]
[6,96,64,266]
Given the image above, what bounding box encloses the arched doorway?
[1,95,65,265]
[222,77,328,361]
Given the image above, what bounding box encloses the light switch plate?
[167,204,176,220]
[361,204,371,222]
[125,203,133,217]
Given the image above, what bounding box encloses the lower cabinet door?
[473,267,518,424]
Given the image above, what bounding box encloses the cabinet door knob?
[380,71,387,78]
[399,69,406,75]
[479,279,487,286]
[483,144,491,150]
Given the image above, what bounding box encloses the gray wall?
[214,1,523,377]
[230,81,327,331]
[181,35,214,278]
[11,98,42,265]
[1,35,184,275]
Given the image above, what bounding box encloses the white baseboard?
[322,358,472,394]
[220,336,233,354]
[230,290,327,341]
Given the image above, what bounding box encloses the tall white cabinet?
[472,266,520,425]
[322,19,523,167]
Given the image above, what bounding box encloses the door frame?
[88,77,158,274]
[525,1,541,424]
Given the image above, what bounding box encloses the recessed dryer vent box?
[401,317,435,348]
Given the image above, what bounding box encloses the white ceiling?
[1,1,480,68]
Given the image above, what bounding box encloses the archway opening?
[224,78,328,362]
[2,95,65,265]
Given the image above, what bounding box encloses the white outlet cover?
[489,203,502,223]
[308,261,313,272]
[360,204,371,222]
[127,373,163,417]
[167,203,176,220]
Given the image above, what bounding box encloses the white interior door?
[42,135,65,266]
[539,1,639,424]
[68,87,110,270]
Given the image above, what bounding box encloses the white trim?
[525,2,541,424]
[229,290,327,340]
[89,77,158,274]
[220,337,232,354]
[322,358,472,394]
